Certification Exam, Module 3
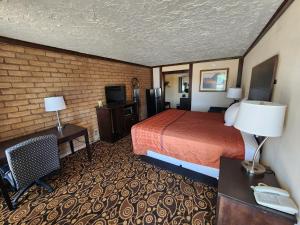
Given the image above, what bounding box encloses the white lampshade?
[44,96,66,112]
[227,88,242,99]
[234,100,286,137]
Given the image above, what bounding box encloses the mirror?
[165,73,189,108]
[178,76,189,94]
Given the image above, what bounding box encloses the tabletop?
[0,124,87,164]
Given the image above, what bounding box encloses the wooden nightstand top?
[218,157,296,223]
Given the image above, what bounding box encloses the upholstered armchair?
[1,134,60,208]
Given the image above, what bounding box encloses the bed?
[131,109,258,178]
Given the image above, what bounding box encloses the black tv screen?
[105,85,126,104]
[248,55,278,101]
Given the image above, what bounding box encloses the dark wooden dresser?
[95,101,138,143]
[216,157,297,225]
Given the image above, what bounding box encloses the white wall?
[241,1,300,223]
[154,60,240,111]
[191,59,239,111]
[162,64,189,72]
[152,67,160,88]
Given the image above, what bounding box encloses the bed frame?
[140,155,218,186]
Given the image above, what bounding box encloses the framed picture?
[199,68,229,92]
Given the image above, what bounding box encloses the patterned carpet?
[0,136,217,225]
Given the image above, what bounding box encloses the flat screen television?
[248,55,278,101]
[105,85,126,105]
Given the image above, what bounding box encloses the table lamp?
[44,96,66,131]
[234,100,286,175]
[227,88,242,104]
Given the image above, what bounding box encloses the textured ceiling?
[0,0,283,66]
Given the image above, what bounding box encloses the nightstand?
[208,106,227,113]
[216,157,297,225]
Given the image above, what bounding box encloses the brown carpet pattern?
[0,136,217,225]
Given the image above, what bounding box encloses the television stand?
[96,101,139,143]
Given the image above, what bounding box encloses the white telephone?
[251,183,298,215]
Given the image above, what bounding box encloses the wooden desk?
[0,124,91,210]
[0,124,91,164]
[216,157,297,225]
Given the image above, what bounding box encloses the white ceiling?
[0,0,283,67]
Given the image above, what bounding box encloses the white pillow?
[224,103,240,126]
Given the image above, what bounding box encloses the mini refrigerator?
[146,88,163,117]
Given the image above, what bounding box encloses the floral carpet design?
[0,136,217,225]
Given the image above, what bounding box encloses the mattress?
[146,131,258,179]
[132,109,255,177]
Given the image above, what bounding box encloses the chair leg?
[12,183,33,209]
[35,179,53,193]
[11,180,53,209]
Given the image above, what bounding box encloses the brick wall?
[0,42,152,145]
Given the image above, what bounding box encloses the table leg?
[0,177,13,210]
[69,140,75,154]
[84,131,92,161]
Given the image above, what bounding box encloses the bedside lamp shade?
[44,96,66,112]
[227,88,242,99]
[234,100,286,137]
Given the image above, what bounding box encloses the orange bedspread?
[131,109,244,168]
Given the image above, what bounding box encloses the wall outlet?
[93,129,100,141]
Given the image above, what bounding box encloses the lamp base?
[241,160,266,175]
[56,111,64,131]
[57,124,64,131]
